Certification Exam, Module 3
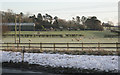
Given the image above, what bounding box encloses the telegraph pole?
[15,15,17,43]
[19,14,21,43]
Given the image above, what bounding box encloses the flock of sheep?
[71,37,95,41]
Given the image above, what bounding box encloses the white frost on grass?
[2,51,119,72]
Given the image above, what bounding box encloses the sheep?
[79,38,82,40]
[89,38,91,39]
[75,38,80,41]
[72,38,74,41]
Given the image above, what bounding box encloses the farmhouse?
[2,23,35,31]
[102,23,119,30]
[103,25,119,31]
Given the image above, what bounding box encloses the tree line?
[1,9,114,31]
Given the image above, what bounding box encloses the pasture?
[2,30,119,53]
[3,30,118,43]
[2,31,120,73]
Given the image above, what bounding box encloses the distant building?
[102,24,119,31]
[2,23,35,31]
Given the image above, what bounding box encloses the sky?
[0,0,119,25]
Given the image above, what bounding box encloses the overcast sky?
[0,0,119,2]
[0,0,119,25]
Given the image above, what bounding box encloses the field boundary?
[1,42,120,56]
[0,42,120,51]
[2,34,84,38]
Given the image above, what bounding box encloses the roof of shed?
[1,23,35,26]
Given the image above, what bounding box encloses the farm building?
[2,23,35,31]
[102,23,119,30]
[103,25,119,31]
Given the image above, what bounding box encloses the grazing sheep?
[92,37,94,39]
[72,38,74,41]
[79,38,82,40]
[75,38,80,41]
[29,39,31,42]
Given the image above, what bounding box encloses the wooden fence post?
[67,43,69,51]
[17,43,18,49]
[82,42,83,51]
[54,43,55,51]
[116,42,118,53]
[98,42,100,51]
[16,40,19,49]
[29,42,30,49]
[40,43,42,51]
[22,46,25,62]
[7,43,8,49]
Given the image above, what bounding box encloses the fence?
[1,42,120,62]
[2,34,83,38]
[0,42,120,51]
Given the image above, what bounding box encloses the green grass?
[2,30,118,52]
[2,30,118,45]
[2,37,118,43]
[5,30,117,38]
[3,31,118,43]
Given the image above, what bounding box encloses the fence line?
[2,34,83,38]
[1,42,119,62]
[0,42,120,51]
[1,42,120,44]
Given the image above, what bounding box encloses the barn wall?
[6,25,34,31]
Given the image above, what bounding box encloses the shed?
[2,23,35,31]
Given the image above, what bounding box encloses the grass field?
[5,30,118,38]
[2,30,118,52]
[3,30,118,43]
